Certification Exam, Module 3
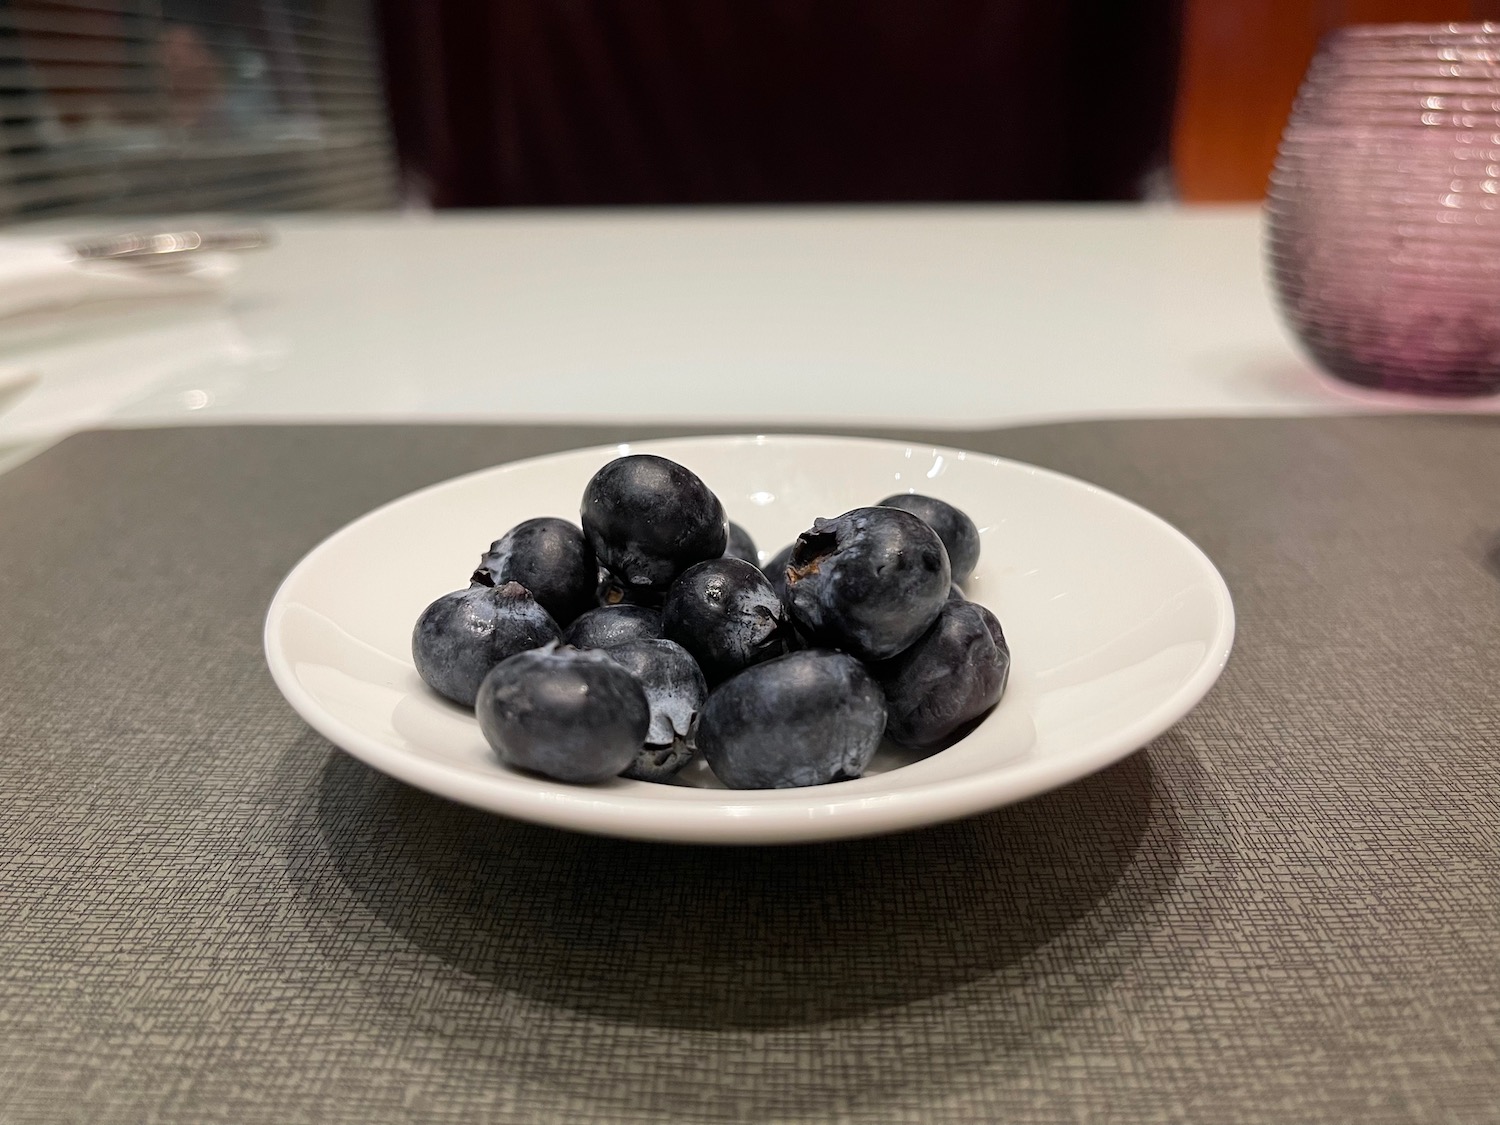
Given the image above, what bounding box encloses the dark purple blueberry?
[476,644,650,783]
[876,493,981,585]
[947,583,966,603]
[595,567,665,609]
[723,521,759,566]
[874,600,1010,750]
[695,651,887,789]
[784,507,950,662]
[563,604,663,649]
[662,557,791,684]
[412,582,561,707]
[602,638,707,781]
[761,542,795,603]
[758,544,812,651]
[471,517,597,626]
[580,455,728,595]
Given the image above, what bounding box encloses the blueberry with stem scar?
[761,542,794,603]
[595,566,665,609]
[581,455,727,595]
[602,638,707,781]
[662,557,791,684]
[472,517,596,626]
[785,507,950,661]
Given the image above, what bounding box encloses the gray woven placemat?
[1,417,1497,1125]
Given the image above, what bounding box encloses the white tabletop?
[0,204,1494,460]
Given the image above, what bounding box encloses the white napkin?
[0,237,239,320]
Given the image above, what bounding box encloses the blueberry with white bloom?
[663,557,791,684]
[476,643,650,783]
[412,582,560,707]
[695,650,886,789]
[602,638,707,781]
[563,604,663,649]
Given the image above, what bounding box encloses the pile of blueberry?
[411,454,1010,789]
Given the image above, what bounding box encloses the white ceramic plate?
[265,435,1234,844]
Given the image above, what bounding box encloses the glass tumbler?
[1266,23,1500,396]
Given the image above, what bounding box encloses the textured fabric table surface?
[1,417,1497,1125]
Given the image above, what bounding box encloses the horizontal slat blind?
[0,0,396,221]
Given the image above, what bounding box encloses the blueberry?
[595,566,665,609]
[694,651,887,789]
[472,517,597,626]
[875,600,1010,750]
[563,604,663,649]
[412,582,561,707]
[581,455,728,595]
[947,583,966,603]
[477,644,650,783]
[662,557,791,684]
[784,507,950,661]
[757,545,813,651]
[723,521,759,566]
[876,493,981,585]
[602,638,707,781]
[761,542,795,602]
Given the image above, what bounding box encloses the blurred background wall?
[376,0,1182,207]
[0,0,1496,219]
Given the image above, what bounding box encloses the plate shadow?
[297,742,1181,1029]
[280,735,1199,1115]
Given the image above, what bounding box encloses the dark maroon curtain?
[378,0,1181,207]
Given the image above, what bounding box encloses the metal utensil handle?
[71,229,270,261]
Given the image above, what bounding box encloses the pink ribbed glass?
[1267,23,1500,397]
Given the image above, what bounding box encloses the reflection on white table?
[1,205,1495,465]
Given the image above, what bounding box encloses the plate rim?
[264,432,1235,844]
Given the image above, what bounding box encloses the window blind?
[0,0,397,222]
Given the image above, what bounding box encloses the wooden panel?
[1173,0,1500,202]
